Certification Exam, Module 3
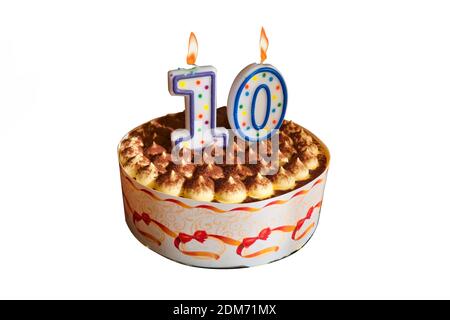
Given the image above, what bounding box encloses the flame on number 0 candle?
[186,32,198,65]
[260,27,269,63]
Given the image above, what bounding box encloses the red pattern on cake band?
[123,191,322,260]
[124,175,323,213]
[235,203,321,258]
[292,202,322,240]
[124,195,177,245]
[173,231,238,260]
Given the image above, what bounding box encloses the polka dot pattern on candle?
[228,65,287,142]
[169,66,228,150]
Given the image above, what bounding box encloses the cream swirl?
[299,129,314,146]
[282,120,302,134]
[136,162,159,187]
[301,144,320,157]
[195,163,224,180]
[223,164,253,180]
[231,141,246,153]
[300,144,320,170]
[246,173,274,200]
[270,167,296,191]
[203,145,225,164]
[280,141,296,159]
[215,176,247,204]
[119,145,143,164]
[277,150,290,166]
[168,159,196,178]
[303,157,319,170]
[183,175,215,202]
[123,154,150,178]
[144,141,166,157]
[279,131,294,146]
[250,158,274,176]
[120,136,144,151]
[258,140,273,156]
[285,157,309,181]
[245,147,260,164]
[154,170,185,196]
[152,151,172,173]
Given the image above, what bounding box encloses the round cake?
[119,107,330,268]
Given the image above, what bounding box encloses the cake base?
[120,167,328,268]
[119,122,330,268]
[125,208,322,269]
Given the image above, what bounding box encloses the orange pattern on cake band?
[124,174,323,213]
[136,229,164,246]
[124,191,322,260]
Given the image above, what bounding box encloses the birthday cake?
[118,29,329,268]
[119,107,327,204]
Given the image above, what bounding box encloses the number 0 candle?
[169,33,228,150]
[227,28,288,142]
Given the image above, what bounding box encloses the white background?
[1,0,450,299]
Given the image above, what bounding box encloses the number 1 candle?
[227,27,288,142]
[169,32,228,150]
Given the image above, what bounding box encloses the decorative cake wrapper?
[119,145,329,268]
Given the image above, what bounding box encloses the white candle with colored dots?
[169,33,227,150]
[227,27,288,142]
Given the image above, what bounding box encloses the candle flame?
[186,32,198,65]
[260,27,269,63]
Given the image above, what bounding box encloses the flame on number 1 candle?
[186,32,198,65]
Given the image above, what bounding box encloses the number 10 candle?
[169,28,287,150]
[169,33,228,150]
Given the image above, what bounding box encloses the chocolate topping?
[270,166,296,191]
[151,151,172,173]
[120,136,144,150]
[128,154,150,167]
[216,176,247,195]
[281,120,302,134]
[280,141,296,157]
[120,107,327,203]
[246,173,272,189]
[258,140,273,157]
[277,150,290,165]
[195,163,224,180]
[167,159,196,178]
[184,175,214,193]
[155,170,185,189]
[136,163,159,187]
[285,156,309,181]
[120,145,143,161]
[300,144,320,158]
[145,142,166,157]
[223,164,253,180]
[279,131,293,146]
